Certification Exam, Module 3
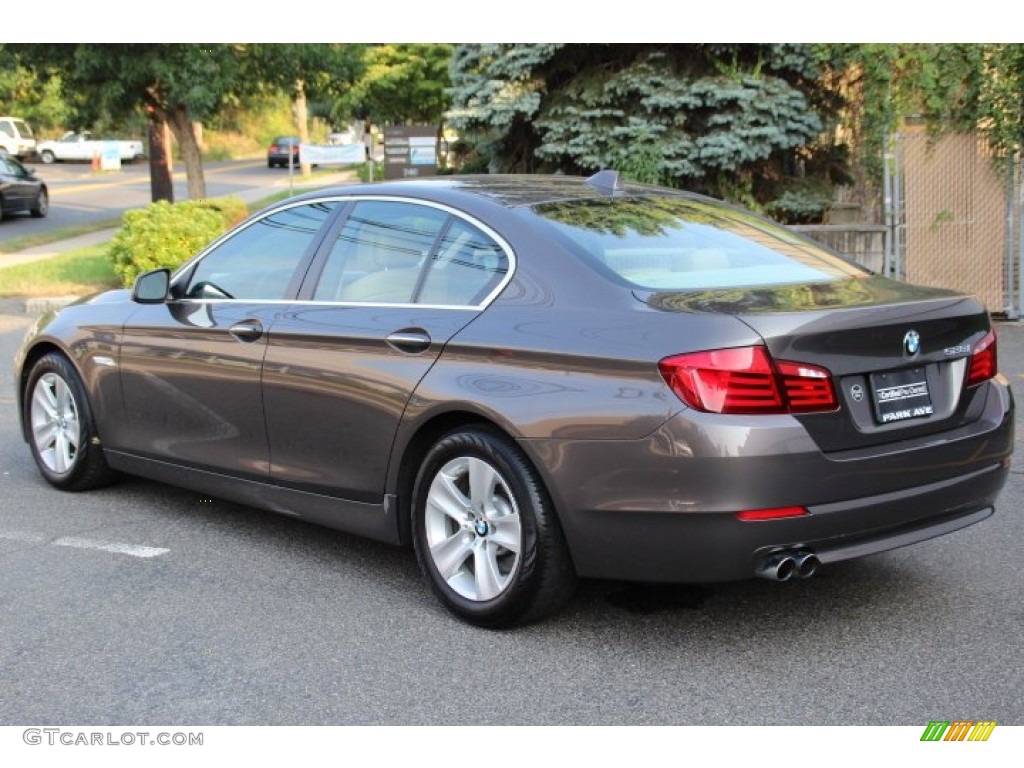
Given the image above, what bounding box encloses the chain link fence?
[887,130,1021,318]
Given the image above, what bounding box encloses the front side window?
[184,201,337,300]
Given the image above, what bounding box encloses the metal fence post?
[883,132,894,279]
[1017,153,1024,319]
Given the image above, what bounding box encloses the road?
[1,308,1023,725]
[0,159,316,241]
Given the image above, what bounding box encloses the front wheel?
[39,150,56,164]
[412,427,576,627]
[25,352,116,491]
[30,189,48,218]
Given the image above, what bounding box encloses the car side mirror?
[132,268,170,304]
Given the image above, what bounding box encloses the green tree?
[448,44,830,199]
[0,59,73,133]
[335,44,453,127]
[817,44,988,185]
[243,44,365,175]
[13,44,245,199]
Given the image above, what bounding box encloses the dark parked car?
[14,174,1013,626]
[0,154,48,221]
[267,136,300,168]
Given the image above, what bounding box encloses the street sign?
[383,125,438,180]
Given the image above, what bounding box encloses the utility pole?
[295,78,311,178]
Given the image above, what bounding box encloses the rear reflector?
[966,329,997,387]
[735,506,809,521]
[659,346,837,414]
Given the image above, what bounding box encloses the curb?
[23,296,80,315]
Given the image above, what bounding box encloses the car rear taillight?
[270,145,279,152]
[658,346,838,415]
[966,329,997,387]
[776,360,837,413]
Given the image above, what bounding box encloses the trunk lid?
[639,276,994,452]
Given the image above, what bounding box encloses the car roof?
[287,174,698,210]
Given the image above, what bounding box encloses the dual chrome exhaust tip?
[755,550,820,582]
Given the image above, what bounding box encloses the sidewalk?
[1,228,118,269]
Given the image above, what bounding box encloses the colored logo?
[903,330,921,357]
[920,721,997,742]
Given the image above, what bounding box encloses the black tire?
[412,427,576,627]
[24,352,117,491]
[30,188,48,218]
[268,160,276,169]
[40,150,55,164]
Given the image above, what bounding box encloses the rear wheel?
[40,149,56,164]
[412,427,576,627]
[25,352,116,491]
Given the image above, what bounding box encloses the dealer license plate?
[870,367,933,424]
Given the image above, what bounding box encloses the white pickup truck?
[0,116,37,159]
[36,132,145,164]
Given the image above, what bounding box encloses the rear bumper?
[562,462,1004,582]
[522,377,1013,583]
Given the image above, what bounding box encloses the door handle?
[229,320,263,343]
[386,329,432,354]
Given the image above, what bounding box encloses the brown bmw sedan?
[14,174,1014,626]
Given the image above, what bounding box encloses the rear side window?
[312,201,509,306]
[417,219,509,305]
[528,196,865,290]
[313,201,448,303]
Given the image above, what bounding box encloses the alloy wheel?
[30,372,81,474]
[423,456,522,601]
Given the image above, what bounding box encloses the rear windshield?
[528,196,865,290]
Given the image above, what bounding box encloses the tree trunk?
[165,104,207,199]
[295,78,311,178]
[148,118,174,203]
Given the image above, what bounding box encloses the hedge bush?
[108,197,249,286]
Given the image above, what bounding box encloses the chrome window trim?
[168,298,484,312]
[172,194,518,311]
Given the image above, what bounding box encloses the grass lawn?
[0,244,120,298]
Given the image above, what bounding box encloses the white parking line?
[0,530,169,558]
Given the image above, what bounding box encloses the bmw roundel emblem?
[903,330,921,357]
